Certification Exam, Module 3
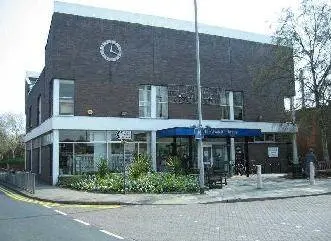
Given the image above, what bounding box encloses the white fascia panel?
[52,116,297,133]
[24,116,297,142]
[24,118,53,142]
[54,1,271,44]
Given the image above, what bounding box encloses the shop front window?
[59,143,73,175]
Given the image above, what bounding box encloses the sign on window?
[116,130,132,140]
[268,147,279,158]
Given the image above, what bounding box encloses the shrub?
[128,153,152,179]
[57,175,85,187]
[57,172,199,194]
[97,158,109,178]
[165,155,183,174]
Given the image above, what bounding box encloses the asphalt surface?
[0,189,126,241]
[1,185,331,241]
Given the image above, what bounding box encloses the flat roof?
[54,1,272,44]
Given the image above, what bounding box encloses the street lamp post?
[194,0,205,193]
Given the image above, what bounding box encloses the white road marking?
[54,210,67,216]
[100,230,124,240]
[295,225,302,228]
[73,219,90,226]
[43,205,51,209]
[313,229,321,232]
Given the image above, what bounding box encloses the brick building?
[24,2,296,185]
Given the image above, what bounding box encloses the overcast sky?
[0,0,300,115]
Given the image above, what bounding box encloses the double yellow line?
[0,185,120,209]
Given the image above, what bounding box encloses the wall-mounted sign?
[100,40,122,62]
[268,147,279,158]
[116,130,132,140]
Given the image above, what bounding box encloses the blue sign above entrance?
[202,128,262,137]
[157,127,262,138]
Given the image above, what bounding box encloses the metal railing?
[0,170,35,194]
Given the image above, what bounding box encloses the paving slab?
[1,174,331,205]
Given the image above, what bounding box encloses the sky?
[0,0,300,115]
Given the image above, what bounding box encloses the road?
[1,185,331,241]
[57,195,331,241]
[0,187,126,241]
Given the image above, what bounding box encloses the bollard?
[310,162,315,185]
[257,165,263,189]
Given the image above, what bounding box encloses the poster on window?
[268,147,279,158]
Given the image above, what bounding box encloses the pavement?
[1,173,331,205]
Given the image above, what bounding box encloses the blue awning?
[157,127,262,138]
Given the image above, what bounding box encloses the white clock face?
[100,40,122,62]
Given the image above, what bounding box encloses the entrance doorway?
[203,144,229,172]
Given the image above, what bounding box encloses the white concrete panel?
[24,116,297,142]
[52,130,59,185]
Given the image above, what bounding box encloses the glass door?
[212,144,229,172]
[203,145,213,166]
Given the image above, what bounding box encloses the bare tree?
[274,0,331,161]
[0,113,25,159]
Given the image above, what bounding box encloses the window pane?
[59,130,88,142]
[74,143,94,174]
[139,85,151,117]
[234,107,243,120]
[60,82,74,98]
[108,143,124,171]
[220,106,230,119]
[157,103,168,118]
[233,92,243,106]
[265,133,275,142]
[139,143,148,155]
[59,143,73,175]
[220,91,229,105]
[60,100,74,115]
[156,86,168,118]
[156,86,168,102]
[254,135,264,142]
[133,132,147,141]
[139,105,151,117]
[89,131,106,142]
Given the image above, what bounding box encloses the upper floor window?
[59,80,74,115]
[219,91,244,120]
[233,92,243,120]
[139,86,151,118]
[37,95,41,125]
[220,91,230,119]
[139,85,168,118]
[156,86,168,118]
[28,106,32,128]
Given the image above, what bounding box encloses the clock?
[100,40,122,62]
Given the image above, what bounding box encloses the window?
[139,86,151,117]
[37,95,41,125]
[254,133,276,142]
[139,85,168,118]
[233,92,243,120]
[28,106,32,128]
[156,86,168,118]
[220,91,244,120]
[59,80,74,115]
[49,81,53,117]
[220,91,230,119]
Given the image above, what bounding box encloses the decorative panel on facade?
[168,84,225,106]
